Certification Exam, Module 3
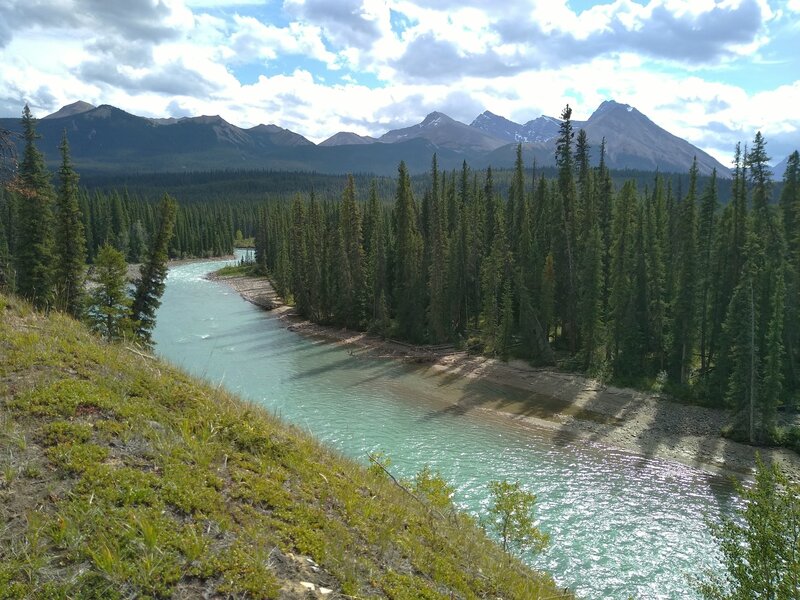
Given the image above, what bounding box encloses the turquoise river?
[152,257,737,599]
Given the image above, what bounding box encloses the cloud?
[229,15,337,67]
[390,34,527,83]
[0,0,192,45]
[284,0,387,49]
[0,0,796,167]
[77,58,225,97]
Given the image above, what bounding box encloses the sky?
[0,0,798,165]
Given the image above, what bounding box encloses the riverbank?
[210,270,800,480]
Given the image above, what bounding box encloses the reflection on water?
[153,257,733,599]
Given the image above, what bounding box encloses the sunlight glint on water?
[152,257,732,599]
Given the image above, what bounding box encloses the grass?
[214,263,262,278]
[0,292,572,599]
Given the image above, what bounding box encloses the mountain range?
[0,99,774,177]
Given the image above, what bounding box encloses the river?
[152,256,735,599]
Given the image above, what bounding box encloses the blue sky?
[0,0,798,164]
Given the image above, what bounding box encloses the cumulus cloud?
[284,0,387,49]
[229,15,337,67]
[0,0,796,166]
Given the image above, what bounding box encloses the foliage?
[486,480,549,556]
[697,458,800,599]
[130,194,177,345]
[87,244,131,341]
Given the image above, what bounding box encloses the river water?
[152,257,735,599]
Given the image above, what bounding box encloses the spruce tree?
[554,105,579,351]
[53,130,87,317]
[393,162,424,341]
[696,170,719,374]
[130,194,177,345]
[88,243,131,341]
[14,104,55,308]
[669,159,699,385]
[340,175,365,328]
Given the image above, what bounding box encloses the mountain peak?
[43,101,96,120]
[421,111,453,126]
[592,100,636,118]
[471,110,561,144]
[319,131,377,147]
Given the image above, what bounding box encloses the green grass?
[213,263,262,278]
[0,292,572,599]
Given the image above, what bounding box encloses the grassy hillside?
[0,293,571,599]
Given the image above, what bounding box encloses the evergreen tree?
[290,194,310,316]
[14,104,55,308]
[88,244,131,341]
[554,105,579,351]
[669,158,699,385]
[340,175,365,328]
[130,194,177,345]
[607,181,640,376]
[393,162,424,341]
[53,130,87,317]
[696,170,719,374]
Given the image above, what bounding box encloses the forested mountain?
[0,100,735,176]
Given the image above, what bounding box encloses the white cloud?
[0,0,796,164]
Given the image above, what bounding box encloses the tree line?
[0,106,186,345]
[253,106,800,446]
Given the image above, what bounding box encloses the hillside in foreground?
[0,293,570,599]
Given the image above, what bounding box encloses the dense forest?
[0,107,184,345]
[252,107,800,447]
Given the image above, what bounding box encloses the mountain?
[42,100,95,120]
[247,123,314,147]
[772,154,791,177]
[0,100,730,176]
[480,101,729,175]
[579,100,726,175]
[380,111,507,154]
[319,131,377,146]
[470,111,561,144]
[0,104,471,176]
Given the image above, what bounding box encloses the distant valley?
[0,99,776,177]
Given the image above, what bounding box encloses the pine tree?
[290,194,310,316]
[696,170,719,374]
[130,194,177,345]
[780,151,800,395]
[340,175,365,328]
[53,130,87,317]
[554,105,579,351]
[669,159,699,385]
[427,156,450,342]
[14,104,55,308]
[88,244,131,341]
[393,162,424,341]
[607,181,639,376]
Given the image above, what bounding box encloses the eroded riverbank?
[210,269,800,480]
